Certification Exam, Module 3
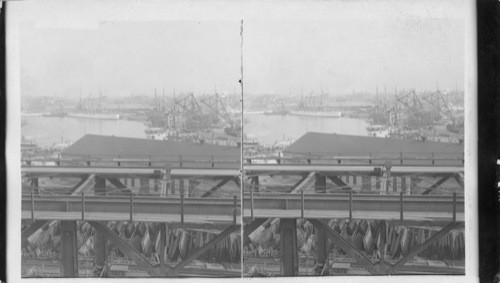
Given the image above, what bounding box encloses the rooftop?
[284,132,463,156]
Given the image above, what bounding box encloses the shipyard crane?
[422,90,456,124]
[395,90,433,130]
[200,93,235,126]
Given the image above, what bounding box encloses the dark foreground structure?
[243,132,464,276]
[21,135,242,277]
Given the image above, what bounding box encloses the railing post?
[87,154,91,166]
[180,194,184,224]
[338,153,342,164]
[211,155,214,168]
[301,190,305,219]
[148,155,152,167]
[81,193,85,221]
[130,195,133,222]
[349,191,353,221]
[431,152,435,165]
[233,195,237,224]
[179,155,183,167]
[369,153,372,165]
[250,188,254,220]
[117,154,121,167]
[31,191,35,222]
[400,192,404,221]
[400,152,403,165]
[453,193,457,222]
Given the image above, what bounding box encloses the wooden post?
[250,187,254,219]
[130,195,133,222]
[61,221,79,277]
[31,191,35,222]
[180,194,184,224]
[81,193,85,221]
[301,190,305,219]
[400,192,404,221]
[453,193,457,222]
[233,195,238,224]
[349,191,353,221]
[280,219,299,276]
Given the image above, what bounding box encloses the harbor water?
[21,114,370,148]
[244,114,369,146]
[22,116,147,148]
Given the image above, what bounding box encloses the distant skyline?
[18,2,467,98]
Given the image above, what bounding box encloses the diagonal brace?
[22,220,48,248]
[422,174,452,195]
[89,220,172,276]
[308,219,381,275]
[168,224,240,275]
[390,222,462,272]
[71,174,95,196]
[243,218,268,246]
[201,178,231,197]
[108,178,133,194]
[327,175,353,191]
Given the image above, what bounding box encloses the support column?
[31,178,39,194]
[179,179,185,197]
[93,230,106,277]
[401,177,408,195]
[95,176,106,196]
[188,179,195,197]
[140,178,149,194]
[61,221,79,277]
[314,174,328,274]
[251,176,259,193]
[410,177,419,194]
[280,219,298,276]
[170,178,176,195]
[362,175,371,191]
[159,223,167,265]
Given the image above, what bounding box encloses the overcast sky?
[17,1,467,97]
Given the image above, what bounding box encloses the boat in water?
[289,110,342,118]
[68,112,120,120]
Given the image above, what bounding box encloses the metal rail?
[245,152,464,166]
[22,155,240,169]
[243,164,463,175]
[23,195,241,223]
[22,193,463,223]
[242,193,464,222]
[22,166,240,178]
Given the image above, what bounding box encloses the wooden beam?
[107,178,133,194]
[280,219,299,276]
[168,225,240,275]
[201,178,231,197]
[89,221,170,276]
[289,172,316,193]
[422,175,452,195]
[243,218,268,246]
[327,175,353,191]
[71,174,95,196]
[390,222,462,272]
[61,221,79,277]
[21,220,48,248]
[454,173,464,188]
[308,219,381,275]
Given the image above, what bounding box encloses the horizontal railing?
[243,192,463,221]
[245,152,464,166]
[23,194,240,224]
[21,154,240,169]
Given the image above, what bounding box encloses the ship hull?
[68,113,120,120]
